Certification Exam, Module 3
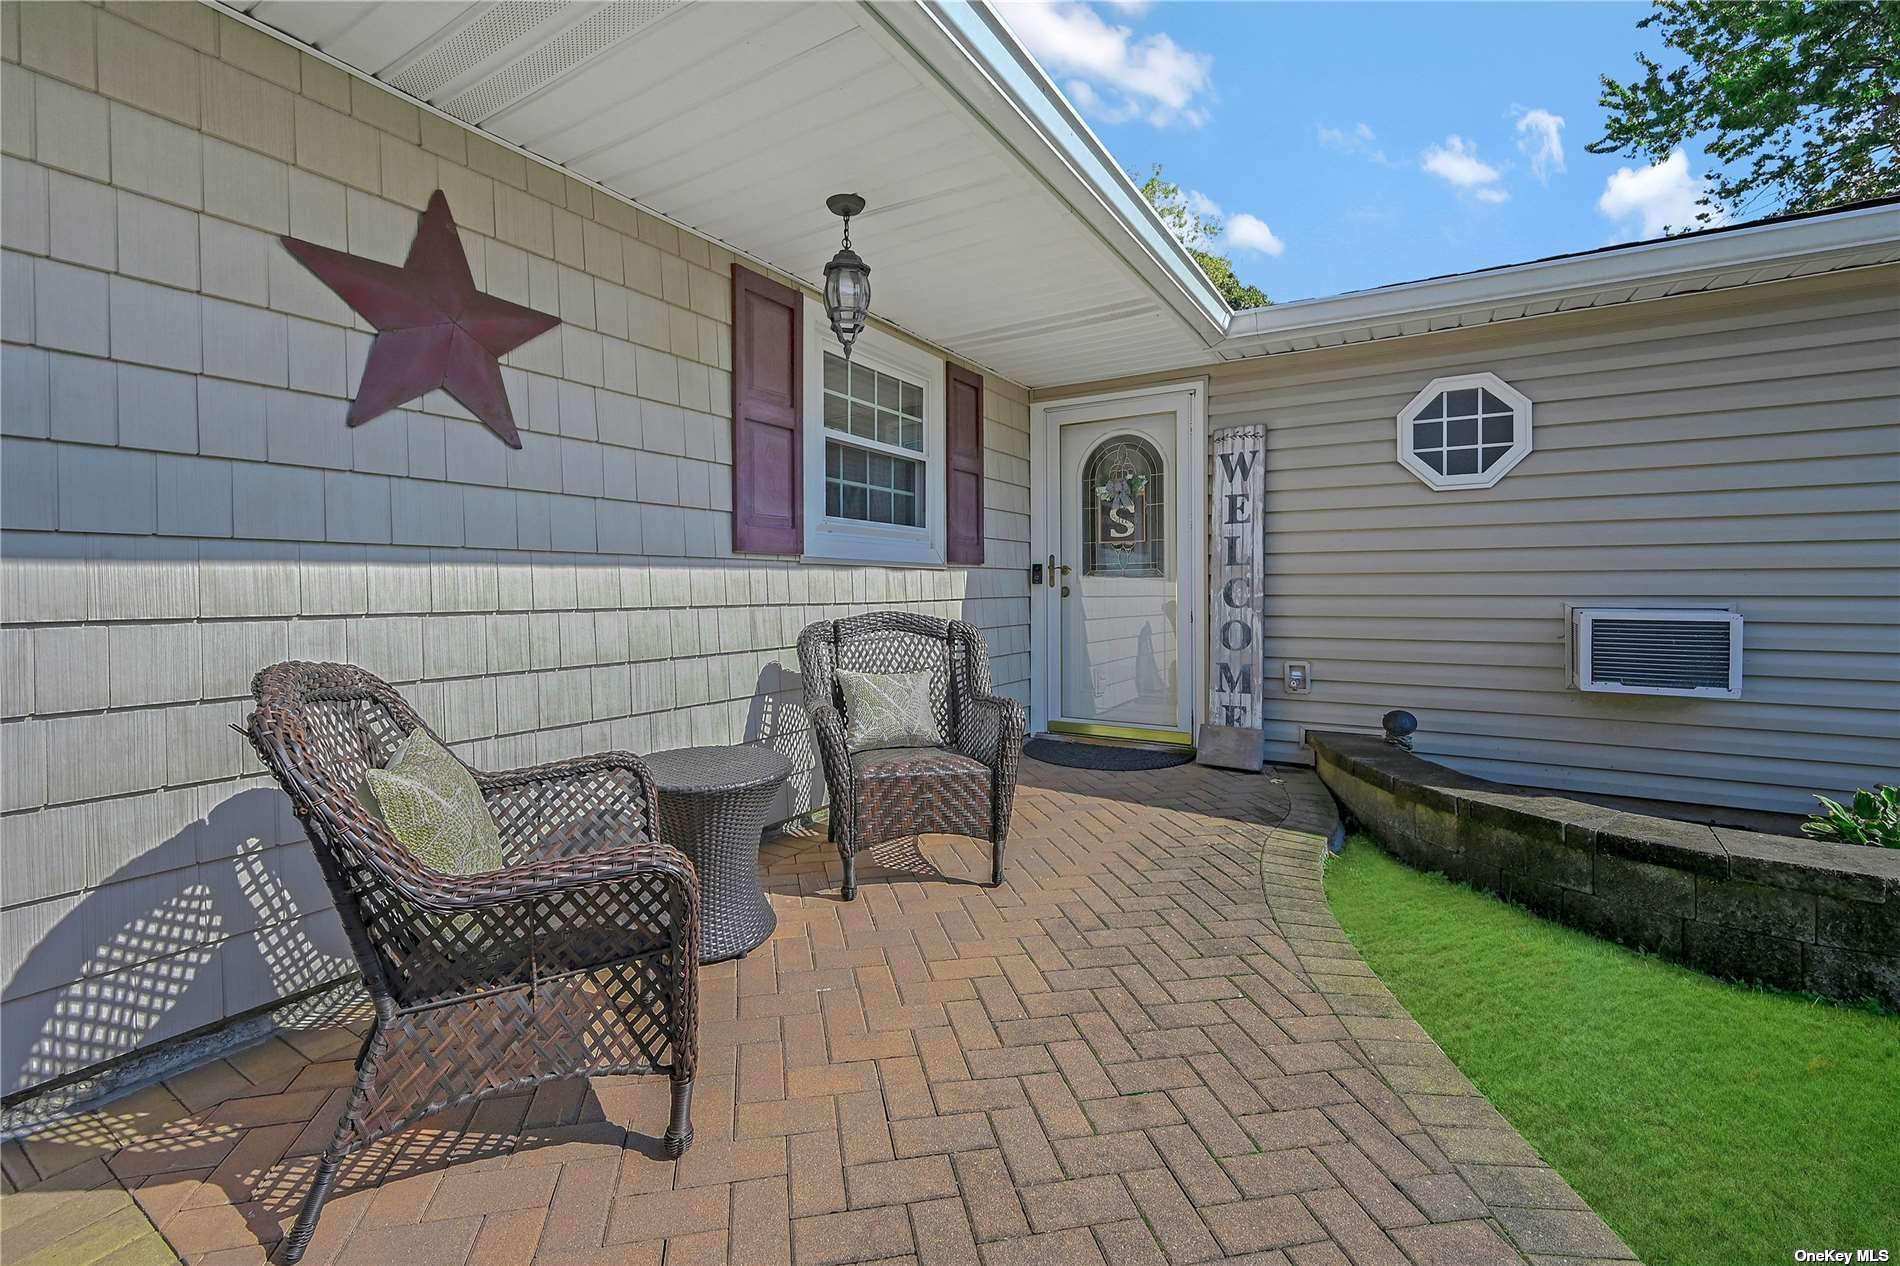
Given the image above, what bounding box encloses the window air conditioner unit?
[1572,608,1743,700]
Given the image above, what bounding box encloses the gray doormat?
[1024,737,1194,771]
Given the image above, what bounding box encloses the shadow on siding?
[2,787,349,1097]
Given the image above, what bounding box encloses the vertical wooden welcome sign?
[1198,425,1265,771]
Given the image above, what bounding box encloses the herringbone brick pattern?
[0,761,1636,1265]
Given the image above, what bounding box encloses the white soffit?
[222,0,1223,388]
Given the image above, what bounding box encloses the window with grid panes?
[822,351,926,527]
[1395,373,1533,490]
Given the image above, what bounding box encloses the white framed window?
[1396,372,1532,491]
[802,310,946,565]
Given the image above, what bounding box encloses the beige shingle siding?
[1208,264,1900,814]
[0,10,1031,1092]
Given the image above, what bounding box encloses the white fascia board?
[1220,202,1900,355]
[865,1,1232,345]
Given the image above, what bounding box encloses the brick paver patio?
[0,759,1635,1265]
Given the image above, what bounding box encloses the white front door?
[1039,386,1202,744]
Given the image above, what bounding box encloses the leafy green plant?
[1590,1,1900,224]
[1134,165,1271,310]
[1802,786,1900,848]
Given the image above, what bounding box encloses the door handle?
[1057,563,1072,577]
[1046,554,1057,587]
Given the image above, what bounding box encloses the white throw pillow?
[836,669,945,752]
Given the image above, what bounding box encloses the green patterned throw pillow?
[361,731,507,875]
[837,669,945,753]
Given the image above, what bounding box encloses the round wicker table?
[643,744,789,963]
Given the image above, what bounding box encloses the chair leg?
[840,852,857,901]
[991,835,1006,888]
[279,1021,381,1262]
[278,1152,340,1263]
[664,1078,695,1157]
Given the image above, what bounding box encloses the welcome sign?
[1198,425,1265,771]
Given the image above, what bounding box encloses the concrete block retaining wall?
[1309,731,1900,1008]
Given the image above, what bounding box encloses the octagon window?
[1396,372,1532,490]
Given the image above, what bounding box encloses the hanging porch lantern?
[822,193,871,359]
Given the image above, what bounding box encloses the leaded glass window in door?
[1082,436,1166,577]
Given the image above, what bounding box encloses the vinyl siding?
[0,10,1029,1093]
[1215,265,1900,813]
[1035,264,1899,812]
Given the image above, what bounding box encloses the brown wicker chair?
[244,662,699,1264]
[797,614,1025,899]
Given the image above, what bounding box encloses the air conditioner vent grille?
[1574,608,1742,699]
[1590,621,1731,689]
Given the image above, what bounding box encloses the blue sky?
[997,1,1724,303]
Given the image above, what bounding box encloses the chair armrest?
[421,837,699,912]
[474,749,657,795]
[806,702,855,830]
[376,836,700,1011]
[475,751,660,866]
[807,704,851,784]
[956,693,1026,771]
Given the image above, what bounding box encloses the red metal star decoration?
[280,190,558,448]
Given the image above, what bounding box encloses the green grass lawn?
[1324,838,1900,1266]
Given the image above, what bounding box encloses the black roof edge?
[1323,195,1900,302]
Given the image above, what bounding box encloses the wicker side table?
[643,744,789,963]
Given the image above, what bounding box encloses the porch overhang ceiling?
[214,0,1229,389]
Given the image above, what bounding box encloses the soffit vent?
[1574,608,1743,700]
[434,2,683,125]
[383,3,567,104]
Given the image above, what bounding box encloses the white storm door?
[1045,391,1197,741]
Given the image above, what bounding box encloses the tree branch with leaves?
[1589,0,1900,226]
[1136,165,1271,310]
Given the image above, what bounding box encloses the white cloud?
[1179,190,1284,257]
[1225,212,1285,257]
[1514,108,1565,182]
[1422,135,1508,203]
[1317,121,1374,148]
[1317,121,1392,166]
[1066,79,1140,124]
[1597,149,1719,238]
[1005,1,1212,127]
[1098,0,1153,12]
[1422,135,1501,188]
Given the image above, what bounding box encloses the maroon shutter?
[731,264,802,554]
[945,363,984,565]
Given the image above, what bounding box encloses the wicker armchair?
[797,614,1025,899]
[244,662,699,1264]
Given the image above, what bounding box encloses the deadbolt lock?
[1060,584,1071,598]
